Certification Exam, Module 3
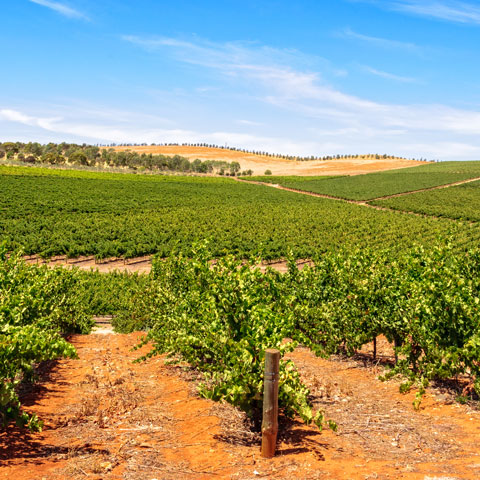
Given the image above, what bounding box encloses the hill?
[108,145,426,176]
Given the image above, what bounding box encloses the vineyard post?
[261,348,280,458]
[394,337,400,365]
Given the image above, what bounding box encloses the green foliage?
[132,246,326,428]
[40,152,65,165]
[285,244,480,401]
[0,254,93,334]
[372,180,480,221]
[241,175,343,184]
[69,150,89,166]
[75,270,149,317]
[115,242,480,427]
[0,246,93,430]
[1,165,479,260]
[247,162,480,201]
[0,325,76,430]
[230,161,241,175]
[0,141,239,174]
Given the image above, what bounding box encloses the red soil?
[23,256,310,275]
[2,329,480,479]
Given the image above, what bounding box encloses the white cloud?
[120,35,480,159]
[339,28,422,51]
[29,0,89,20]
[237,119,264,127]
[127,35,480,130]
[392,1,480,24]
[0,107,185,143]
[3,101,480,159]
[0,109,60,130]
[0,107,310,155]
[4,36,480,160]
[122,35,378,109]
[361,65,420,83]
[122,35,346,78]
[354,1,480,24]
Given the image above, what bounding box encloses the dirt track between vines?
[237,175,480,204]
[24,255,310,275]
[236,176,480,221]
[367,175,480,200]
[2,326,480,479]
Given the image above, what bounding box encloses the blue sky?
[2,1,480,159]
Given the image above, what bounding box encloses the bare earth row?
[2,329,480,479]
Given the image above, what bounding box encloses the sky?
[1,1,480,159]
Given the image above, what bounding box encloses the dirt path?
[2,328,480,479]
[237,177,480,221]
[238,175,480,204]
[23,255,311,275]
[370,176,480,200]
[24,255,154,274]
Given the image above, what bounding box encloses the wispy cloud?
[122,36,360,105]
[0,107,307,154]
[361,65,420,83]
[237,119,264,127]
[354,1,480,25]
[0,108,60,130]
[29,0,89,20]
[393,1,480,24]
[123,36,296,68]
[120,35,480,158]
[4,36,480,159]
[122,35,346,78]
[339,27,421,51]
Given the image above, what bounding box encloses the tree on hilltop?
[69,150,89,166]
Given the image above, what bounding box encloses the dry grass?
[107,145,424,176]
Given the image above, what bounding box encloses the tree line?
[0,142,252,176]
[98,141,429,162]
[0,141,432,169]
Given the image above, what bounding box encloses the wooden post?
[373,336,377,361]
[394,336,400,365]
[261,348,280,458]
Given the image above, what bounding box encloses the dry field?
[107,145,425,176]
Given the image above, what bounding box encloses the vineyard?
[0,247,93,430]
[372,179,480,221]
[4,240,480,435]
[2,165,480,260]
[113,242,480,415]
[7,0,480,473]
[3,159,480,478]
[243,175,344,185]
[243,161,480,200]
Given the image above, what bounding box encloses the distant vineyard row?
[372,180,480,222]
[242,161,480,201]
[1,165,479,260]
